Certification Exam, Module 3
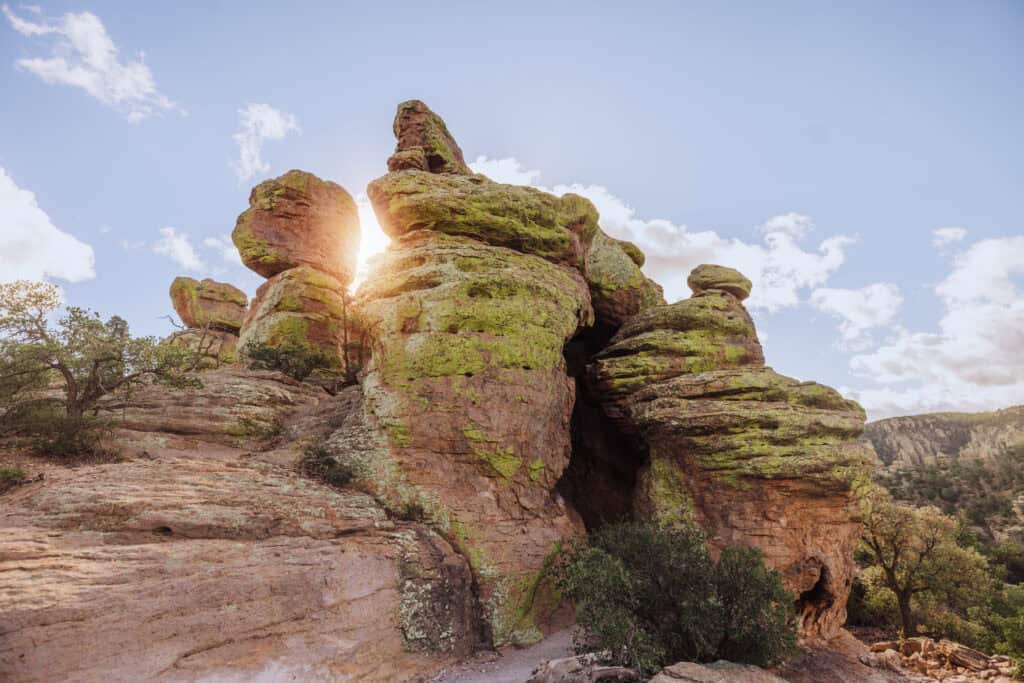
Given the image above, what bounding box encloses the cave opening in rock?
[795,562,836,629]
[558,323,648,530]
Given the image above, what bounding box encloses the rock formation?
[169,276,247,332]
[1,100,880,680]
[585,264,873,641]
[233,169,364,375]
[165,276,247,366]
[232,169,360,283]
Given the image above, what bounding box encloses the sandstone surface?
[169,276,248,332]
[232,169,360,283]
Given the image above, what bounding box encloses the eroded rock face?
[356,103,602,646]
[169,276,248,332]
[585,228,664,328]
[232,169,360,283]
[238,265,364,374]
[586,264,873,642]
[387,99,471,174]
[163,327,239,368]
[0,376,480,682]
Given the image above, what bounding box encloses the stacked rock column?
[232,170,363,378]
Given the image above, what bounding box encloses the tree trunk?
[897,592,916,637]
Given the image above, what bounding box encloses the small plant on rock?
[244,340,334,382]
[299,444,357,488]
[0,467,27,494]
[557,521,797,675]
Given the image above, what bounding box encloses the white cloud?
[232,103,300,182]
[3,5,182,122]
[470,157,856,310]
[932,226,967,248]
[758,212,815,239]
[849,236,1024,418]
[203,235,241,266]
[810,283,903,350]
[153,227,204,271]
[0,166,95,283]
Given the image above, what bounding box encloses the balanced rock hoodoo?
[234,169,364,376]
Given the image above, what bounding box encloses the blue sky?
[1,1,1022,419]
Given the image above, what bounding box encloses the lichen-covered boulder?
[687,263,753,300]
[232,170,360,283]
[586,265,873,642]
[238,266,363,376]
[169,276,247,332]
[387,99,471,174]
[163,327,239,368]
[367,171,599,269]
[585,228,664,328]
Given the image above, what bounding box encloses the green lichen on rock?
[367,171,598,268]
[238,265,359,373]
[635,453,696,526]
[687,263,753,300]
[584,228,664,327]
[389,100,472,175]
[169,276,248,332]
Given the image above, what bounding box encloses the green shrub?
[244,340,334,381]
[0,467,27,494]
[299,444,357,488]
[557,522,796,674]
[3,402,112,460]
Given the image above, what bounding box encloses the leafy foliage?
[0,467,27,494]
[243,340,334,382]
[556,522,796,674]
[859,489,993,638]
[0,280,200,458]
[299,444,357,488]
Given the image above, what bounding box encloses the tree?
[556,522,796,674]
[0,280,198,440]
[860,489,992,637]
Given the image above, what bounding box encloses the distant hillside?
[863,406,1024,544]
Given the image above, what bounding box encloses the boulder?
[169,276,247,332]
[387,99,471,174]
[585,228,664,328]
[687,264,753,300]
[527,653,639,683]
[368,170,599,269]
[650,661,788,683]
[585,265,873,641]
[238,265,364,377]
[232,169,360,283]
[163,327,239,368]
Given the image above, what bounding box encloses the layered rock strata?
[587,264,873,641]
[0,373,480,682]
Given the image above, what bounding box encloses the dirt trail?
[429,629,574,683]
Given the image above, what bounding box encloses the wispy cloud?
[809,283,903,350]
[2,4,183,122]
[932,226,967,248]
[232,103,300,182]
[0,165,95,283]
[153,227,203,271]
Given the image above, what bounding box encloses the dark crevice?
[795,561,835,629]
[558,323,649,531]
